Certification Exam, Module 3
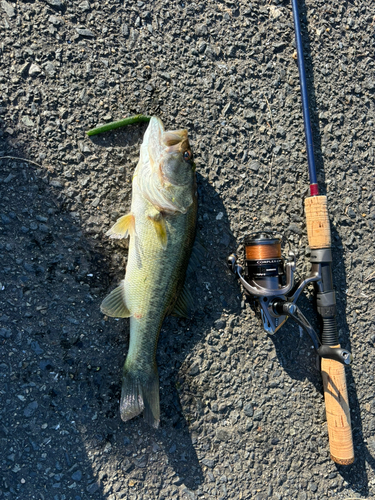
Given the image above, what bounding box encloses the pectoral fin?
[100,281,131,318]
[106,213,135,239]
[171,282,194,319]
[147,209,167,249]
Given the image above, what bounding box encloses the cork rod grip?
[305,195,331,249]
[305,195,354,464]
[321,356,354,464]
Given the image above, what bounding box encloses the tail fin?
[120,363,160,428]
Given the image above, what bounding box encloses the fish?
[100,116,198,427]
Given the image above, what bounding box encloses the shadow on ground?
[0,134,110,499]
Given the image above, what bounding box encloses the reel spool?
[243,234,284,292]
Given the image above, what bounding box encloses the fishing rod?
[228,0,354,465]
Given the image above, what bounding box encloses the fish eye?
[183,150,193,162]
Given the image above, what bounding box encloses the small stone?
[253,409,263,421]
[273,42,286,52]
[76,28,95,37]
[222,103,231,115]
[216,428,230,442]
[48,15,61,25]
[198,41,206,53]
[30,341,44,355]
[269,5,282,19]
[159,72,171,81]
[195,24,208,37]
[19,62,30,77]
[67,317,79,325]
[1,214,10,224]
[24,401,38,417]
[347,207,356,218]
[86,483,99,494]
[50,180,63,188]
[189,363,200,376]
[3,174,15,183]
[218,402,229,412]
[243,403,254,417]
[1,0,15,17]
[309,482,318,493]
[78,0,90,11]
[214,319,226,330]
[206,44,220,60]
[29,64,42,76]
[46,0,64,7]
[249,161,260,171]
[21,116,35,127]
[44,62,56,77]
[39,360,54,370]
[72,470,82,481]
[244,111,256,121]
[245,419,253,431]
[276,125,286,137]
[82,144,91,153]
[201,458,215,468]
[287,223,302,235]
[0,328,11,338]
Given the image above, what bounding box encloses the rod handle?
[305,195,354,463]
[305,195,331,249]
[321,352,354,465]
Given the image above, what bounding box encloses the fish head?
[138,117,196,214]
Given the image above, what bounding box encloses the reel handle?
[305,195,354,465]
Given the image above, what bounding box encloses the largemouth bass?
[101,116,197,427]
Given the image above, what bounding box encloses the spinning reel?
[228,233,352,366]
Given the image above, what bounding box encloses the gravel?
[0,0,375,499]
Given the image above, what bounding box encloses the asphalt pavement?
[0,0,375,499]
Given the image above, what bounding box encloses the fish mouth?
[163,130,189,154]
[144,116,191,156]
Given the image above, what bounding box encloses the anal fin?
[106,213,135,239]
[100,281,131,318]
